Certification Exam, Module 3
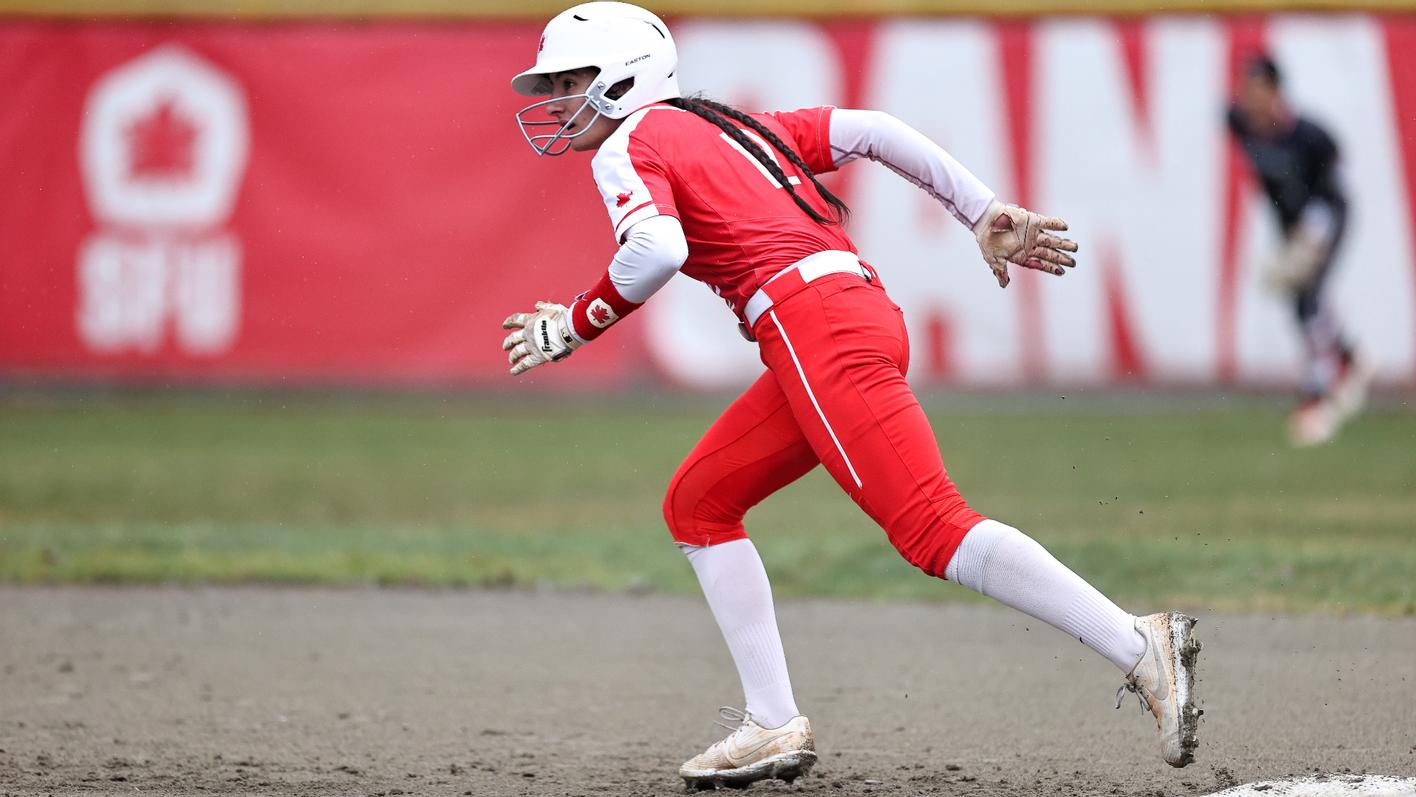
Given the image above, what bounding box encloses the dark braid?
[666,96,850,226]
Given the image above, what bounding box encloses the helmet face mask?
[511,2,680,156]
[515,87,605,157]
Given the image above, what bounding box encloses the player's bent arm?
[501,216,689,376]
[829,108,1079,289]
[828,108,995,228]
[566,214,688,342]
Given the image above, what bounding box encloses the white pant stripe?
[768,310,862,489]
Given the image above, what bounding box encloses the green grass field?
[1,392,1413,615]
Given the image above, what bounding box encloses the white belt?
[742,251,868,329]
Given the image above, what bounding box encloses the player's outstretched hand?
[972,199,1079,288]
[501,301,581,376]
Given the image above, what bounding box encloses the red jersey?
[590,104,856,322]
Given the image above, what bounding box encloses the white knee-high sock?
[946,519,1147,673]
[683,539,800,729]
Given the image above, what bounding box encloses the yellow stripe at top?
[1,0,1414,19]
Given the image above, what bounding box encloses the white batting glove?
[1262,234,1327,294]
[501,301,581,376]
[972,199,1079,288]
[1262,203,1335,294]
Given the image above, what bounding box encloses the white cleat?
[679,708,816,790]
[1331,354,1374,424]
[1288,398,1340,448]
[1117,612,1202,768]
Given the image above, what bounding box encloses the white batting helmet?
[512,2,680,155]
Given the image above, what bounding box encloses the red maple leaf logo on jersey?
[125,98,198,180]
[615,191,633,207]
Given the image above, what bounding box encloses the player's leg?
[664,368,818,728]
[1295,286,1346,397]
[755,275,1146,669]
[942,518,1200,766]
[757,275,1197,765]
[1287,285,1345,445]
[1289,211,1366,444]
[665,371,820,787]
[943,519,1145,669]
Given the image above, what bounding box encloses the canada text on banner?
[1,17,1414,389]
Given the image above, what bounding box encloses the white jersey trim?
[768,308,863,489]
[592,104,685,240]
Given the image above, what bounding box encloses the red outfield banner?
[2,18,1415,388]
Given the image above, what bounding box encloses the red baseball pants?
[663,272,983,578]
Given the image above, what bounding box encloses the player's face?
[543,69,621,152]
[1237,74,1282,132]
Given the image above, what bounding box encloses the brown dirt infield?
[1,587,1413,796]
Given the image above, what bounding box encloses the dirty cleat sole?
[1170,614,1202,768]
[682,750,817,790]
[1124,612,1203,767]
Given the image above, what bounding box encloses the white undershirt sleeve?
[829,108,996,229]
[608,214,689,304]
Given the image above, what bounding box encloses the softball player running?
[1228,54,1371,447]
[502,3,1202,788]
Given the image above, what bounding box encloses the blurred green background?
[2,392,1411,615]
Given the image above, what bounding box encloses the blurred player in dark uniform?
[1228,54,1371,446]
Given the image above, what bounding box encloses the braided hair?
[666,96,850,226]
